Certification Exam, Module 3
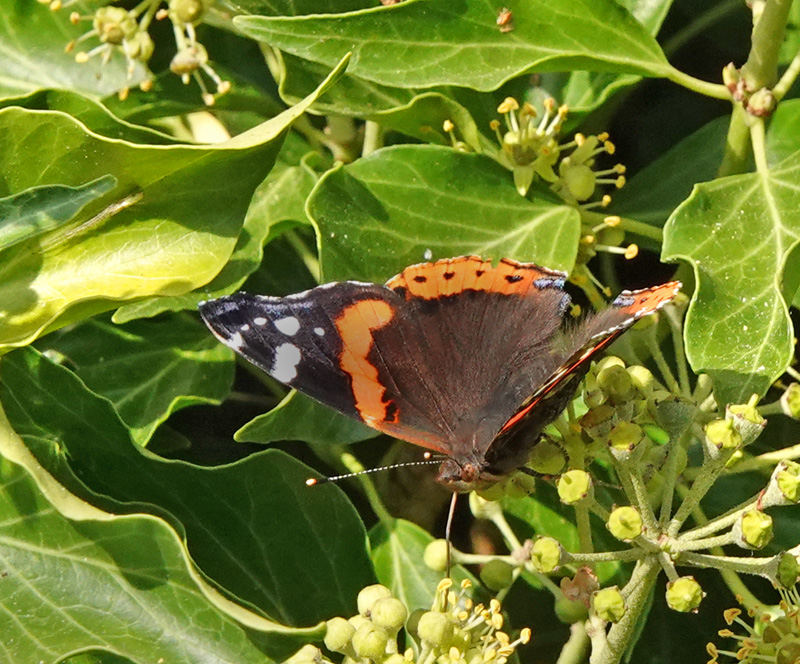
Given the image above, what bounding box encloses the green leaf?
[235,0,671,93]
[37,314,235,446]
[0,56,348,349]
[0,174,116,251]
[237,391,377,445]
[369,518,476,611]
[308,145,581,282]
[0,1,145,99]
[0,401,318,664]
[662,160,800,405]
[0,346,375,626]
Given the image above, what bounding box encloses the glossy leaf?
[0,347,375,626]
[235,0,672,92]
[38,314,235,446]
[308,145,581,282]
[0,402,314,664]
[0,175,116,251]
[662,158,800,405]
[0,56,348,348]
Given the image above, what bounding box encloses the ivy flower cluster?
[420,300,800,664]
[284,579,530,664]
[46,0,229,104]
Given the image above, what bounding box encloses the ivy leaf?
[0,175,116,251]
[0,347,375,626]
[0,401,321,664]
[235,0,671,92]
[662,157,800,405]
[0,55,348,348]
[308,145,581,282]
[38,314,235,447]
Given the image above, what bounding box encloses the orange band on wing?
[386,256,565,300]
[335,299,396,426]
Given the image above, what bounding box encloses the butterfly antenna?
[306,455,442,486]
[445,491,458,579]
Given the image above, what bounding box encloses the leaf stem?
[661,0,742,57]
[645,325,681,394]
[750,116,769,175]
[741,0,794,90]
[722,442,800,474]
[556,621,591,664]
[774,48,800,100]
[285,229,321,282]
[663,305,692,398]
[362,121,384,157]
[664,68,730,100]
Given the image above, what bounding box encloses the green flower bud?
[125,31,154,62]
[580,404,617,439]
[349,614,370,630]
[324,617,355,654]
[777,641,800,664]
[169,0,213,24]
[592,586,626,623]
[530,537,563,573]
[595,356,626,373]
[470,492,503,519]
[505,472,537,498]
[704,418,741,450]
[528,439,567,475]
[727,396,766,446]
[583,371,606,408]
[352,622,389,659]
[382,655,407,664]
[370,598,408,635]
[284,644,322,664]
[736,509,773,549]
[93,6,137,44]
[780,383,800,419]
[607,422,644,453]
[597,364,633,400]
[555,595,588,624]
[480,559,515,591]
[423,540,450,572]
[747,87,776,117]
[417,611,454,645]
[665,576,704,613]
[775,461,800,503]
[607,506,643,541]
[557,469,593,505]
[357,584,393,617]
[776,552,800,588]
[170,43,208,75]
[722,62,740,90]
[476,482,506,501]
[627,365,655,394]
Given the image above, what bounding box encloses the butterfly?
[199,256,680,492]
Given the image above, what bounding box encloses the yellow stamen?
[624,244,639,260]
[723,609,741,624]
[497,97,519,113]
[443,119,455,132]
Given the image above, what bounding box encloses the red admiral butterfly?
[199,256,680,492]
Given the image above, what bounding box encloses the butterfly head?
[435,456,507,493]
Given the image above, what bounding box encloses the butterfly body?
[199,256,680,492]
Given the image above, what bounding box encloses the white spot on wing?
[271,343,302,382]
[240,324,250,331]
[314,327,325,336]
[224,332,244,350]
[254,317,267,326]
[274,316,300,336]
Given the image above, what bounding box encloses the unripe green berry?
[557,469,593,505]
[607,422,644,452]
[555,595,588,624]
[780,383,800,418]
[357,584,393,617]
[592,586,626,623]
[476,482,506,501]
[324,617,355,654]
[736,509,773,549]
[480,559,514,591]
[665,576,704,613]
[598,225,625,247]
[423,540,450,572]
[505,472,537,498]
[370,598,407,635]
[597,364,633,400]
[169,0,213,24]
[352,622,389,659]
[705,418,741,450]
[627,365,655,393]
[285,644,322,664]
[417,611,453,645]
[528,439,566,475]
[607,505,643,541]
[777,552,800,588]
[583,372,606,408]
[530,537,563,573]
[580,404,617,439]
